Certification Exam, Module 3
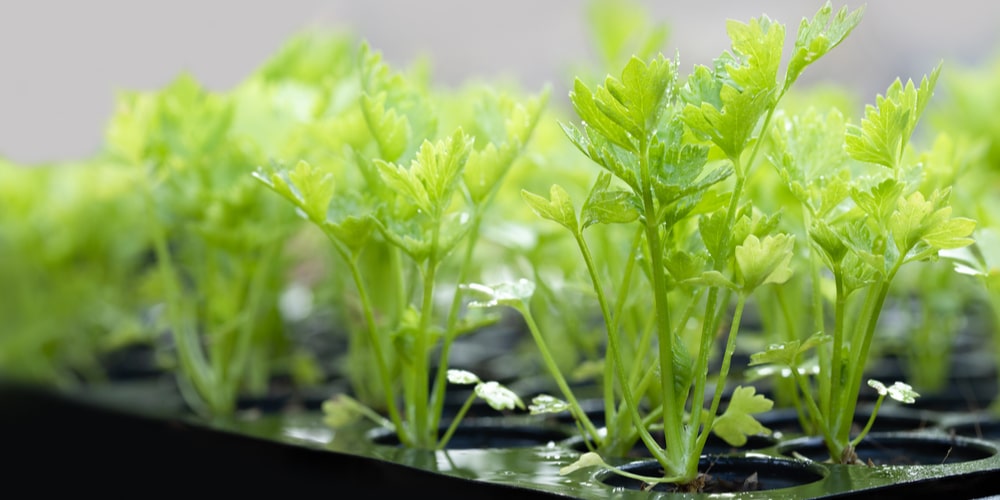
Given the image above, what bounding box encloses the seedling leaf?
[735,233,795,292]
[846,64,941,170]
[581,172,639,229]
[521,185,580,233]
[463,279,536,309]
[474,381,524,411]
[749,333,832,367]
[528,394,570,415]
[560,452,609,476]
[785,2,864,89]
[868,379,919,404]
[447,369,481,385]
[712,386,773,446]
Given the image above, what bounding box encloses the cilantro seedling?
[256,43,546,449]
[754,63,977,463]
[478,2,866,487]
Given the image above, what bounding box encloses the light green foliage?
[560,452,609,476]
[711,386,773,446]
[512,3,864,486]
[256,160,334,224]
[868,380,919,404]
[10,2,991,488]
[464,279,536,309]
[891,190,976,257]
[926,54,1000,414]
[735,234,795,292]
[682,17,783,162]
[522,184,580,234]
[0,161,152,384]
[751,333,832,368]
[257,40,546,449]
[581,172,640,229]
[528,394,571,415]
[362,93,411,163]
[930,54,1000,174]
[375,130,472,218]
[756,62,975,462]
[445,369,523,412]
[97,36,387,415]
[474,381,524,411]
[846,65,941,170]
[785,3,865,88]
[768,108,850,216]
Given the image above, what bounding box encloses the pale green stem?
[629,135,683,474]
[695,292,746,457]
[437,391,477,450]
[850,394,886,450]
[826,264,847,430]
[836,274,895,450]
[413,222,442,448]
[430,213,483,432]
[516,303,602,443]
[337,242,406,443]
[791,361,835,447]
[606,227,646,432]
[575,227,669,465]
[151,222,220,415]
[226,243,281,398]
[688,170,746,469]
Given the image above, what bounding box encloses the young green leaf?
[735,233,795,292]
[914,202,977,251]
[600,55,675,139]
[664,249,709,284]
[361,92,411,162]
[846,65,942,170]
[322,394,391,429]
[562,123,640,191]
[749,333,832,367]
[785,2,865,89]
[358,42,437,147]
[885,189,975,265]
[528,394,570,415]
[683,15,783,161]
[810,219,849,268]
[711,386,773,446]
[560,452,609,476]
[647,118,723,206]
[375,129,473,215]
[463,279,536,309]
[867,379,919,404]
[569,79,636,152]
[767,108,850,215]
[375,157,433,214]
[521,185,580,234]
[462,90,546,203]
[253,160,334,225]
[446,369,481,385]
[581,172,639,229]
[463,142,517,204]
[322,211,375,254]
[474,381,524,411]
[682,270,738,291]
[726,16,784,98]
[852,178,904,224]
[700,208,732,263]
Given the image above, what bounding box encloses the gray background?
[3,1,998,165]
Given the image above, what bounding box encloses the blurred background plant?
[0,159,153,385]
